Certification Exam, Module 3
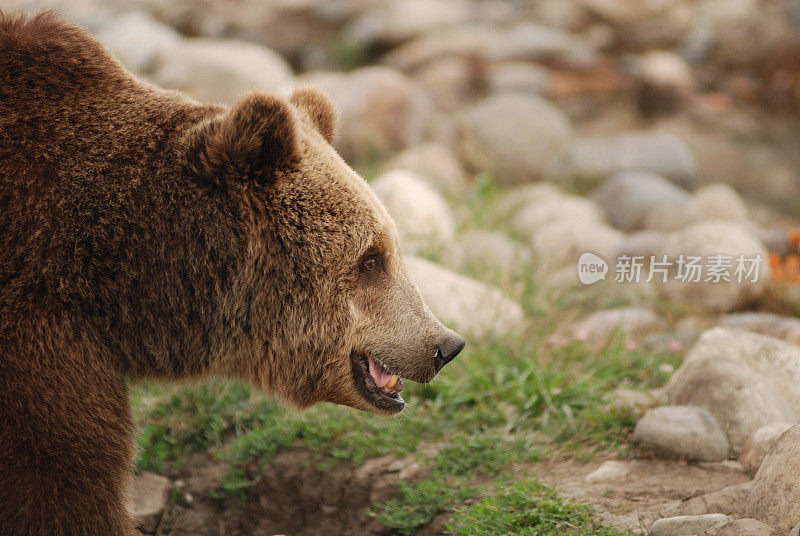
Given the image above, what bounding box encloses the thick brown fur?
[0,11,463,536]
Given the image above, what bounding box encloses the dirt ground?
[156,450,750,536]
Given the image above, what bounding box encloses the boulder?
[745,423,800,533]
[298,67,434,162]
[654,221,769,312]
[383,143,468,197]
[152,38,292,105]
[553,131,697,190]
[459,94,572,185]
[633,406,730,462]
[129,472,170,534]
[668,328,800,453]
[592,171,688,231]
[371,170,455,253]
[405,256,525,340]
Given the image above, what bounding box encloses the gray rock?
[720,312,800,346]
[592,170,689,231]
[152,38,292,105]
[298,67,434,162]
[371,170,455,253]
[741,422,793,475]
[633,406,730,462]
[97,11,181,74]
[654,221,769,312]
[745,423,800,533]
[129,472,170,534]
[649,514,731,536]
[668,328,800,454]
[405,256,525,340]
[553,131,697,190]
[383,143,468,197]
[570,307,664,344]
[459,94,572,185]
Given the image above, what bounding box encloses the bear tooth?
[385,375,399,390]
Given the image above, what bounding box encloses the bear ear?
[187,92,300,187]
[290,86,338,144]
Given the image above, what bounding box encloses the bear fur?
[0,11,463,536]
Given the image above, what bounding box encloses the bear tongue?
[367,355,392,388]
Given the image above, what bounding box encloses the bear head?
[182,87,464,415]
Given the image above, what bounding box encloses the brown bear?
[0,11,464,536]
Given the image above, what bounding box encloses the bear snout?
[433,330,465,372]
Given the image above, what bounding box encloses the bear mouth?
[350,350,405,413]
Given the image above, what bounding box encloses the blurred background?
[7,0,800,535]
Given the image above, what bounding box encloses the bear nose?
[433,331,466,372]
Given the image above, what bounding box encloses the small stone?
[633,406,730,462]
[592,170,688,231]
[383,143,468,197]
[459,93,572,185]
[741,422,793,475]
[129,472,170,534]
[405,256,525,340]
[649,514,730,536]
[371,170,455,253]
[584,461,631,484]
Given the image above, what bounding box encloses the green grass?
[370,479,477,536]
[448,480,630,536]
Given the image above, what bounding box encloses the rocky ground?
[9,0,800,534]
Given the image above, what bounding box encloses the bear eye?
[362,256,378,272]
